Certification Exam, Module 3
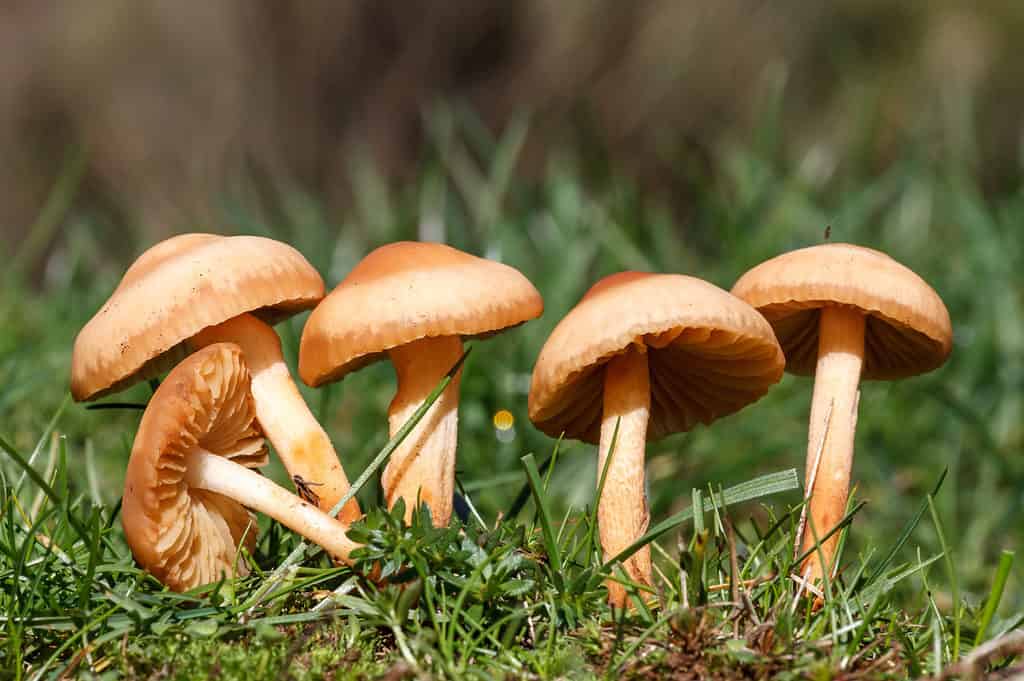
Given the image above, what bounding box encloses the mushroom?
[731,243,952,583]
[123,343,361,592]
[529,272,785,606]
[71,233,360,522]
[299,241,543,526]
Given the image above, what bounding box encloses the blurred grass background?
[3,1,1024,255]
[1,0,1022,623]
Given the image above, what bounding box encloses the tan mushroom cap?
[529,272,785,444]
[730,243,953,379]
[71,233,325,401]
[122,343,268,592]
[299,241,544,386]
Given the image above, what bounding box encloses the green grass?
[2,106,1023,679]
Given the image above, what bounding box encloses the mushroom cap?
[730,243,952,379]
[122,343,269,592]
[528,272,785,444]
[71,233,325,401]
[299,241,544,386]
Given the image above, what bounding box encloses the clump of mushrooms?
[732,243,952,583]
[529,272,785,607]
[299,241,543,527]
[72,233,360,522]
[123,343,361,591]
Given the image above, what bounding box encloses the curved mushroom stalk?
[599,347,653,608]
[383,336,464,526]
[191,314,361,523]
[799,306,865,582]
[184,448,361,563]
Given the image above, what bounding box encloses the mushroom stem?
[191,314,361,523]
[598,347,652,607]
[799,306,865,582]
[384,336,464,526]
[183,448,361,563]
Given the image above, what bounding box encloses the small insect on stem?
[292,475,324,506]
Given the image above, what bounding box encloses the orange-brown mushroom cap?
[71,233,325,401]
[528,272,786,444]
[122,343,268,592]
[299,241,544,386]
[730,243,953,379]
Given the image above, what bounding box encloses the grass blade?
[927,493,960,661]
[508,435,562,519]
[329,345,471,521]
[861,467,948,589]
[0,433,91,544]
[974,549,1014,645]
[239,347,471,613]
[15,395,70,496]
[604,469,799,569]
[84,402,148,411]
[521,453,563,592]
[792,500,867,568]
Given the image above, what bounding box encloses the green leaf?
[184,619,220,638]
[604,469,799,569]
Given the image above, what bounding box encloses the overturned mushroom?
[529,272,785,607]
[123,343,361,592]
[72,233,360,522]
[300,241,543,526]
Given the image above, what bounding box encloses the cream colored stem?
[191,314,361,523]
[598,347,652,608]
[384,336,463,526]
[183,449,360,564]
[799,306,865,582]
